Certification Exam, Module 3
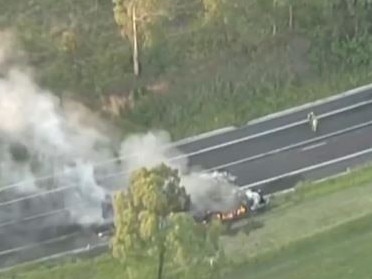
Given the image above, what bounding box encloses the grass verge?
[222,164,372,261]
[231,212,372,279]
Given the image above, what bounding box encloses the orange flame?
[216,204,248,221]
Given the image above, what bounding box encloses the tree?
[58,29,79,107]
[201,0,231,45]
[112,0,174,76]
[111,163,223,279]
[202,0,224,22]
[166,213,225,279]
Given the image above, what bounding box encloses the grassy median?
[2,164,372,279]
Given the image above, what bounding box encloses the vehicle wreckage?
[185,187,268,224]
[96,173,269,237]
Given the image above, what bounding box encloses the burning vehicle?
[194,188,269,224]
[96,182,269,237]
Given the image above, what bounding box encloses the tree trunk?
[272,0,277,36]
[157,242,165,279]
[353,0,358,36]
[132,4,140,76]
[289,4,293,30]
[272,22,277,35]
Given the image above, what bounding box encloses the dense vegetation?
[1,0,372,138]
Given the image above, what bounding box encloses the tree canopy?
[111,163,224,279]
[3,0,372,139]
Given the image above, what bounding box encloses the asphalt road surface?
[184,101,372,169]
[176,86,372,154]
[225,124,372,194]
[2,86,372,270]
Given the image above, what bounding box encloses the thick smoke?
[120,131,242,213]
[0,30,241,253]
[0,32,120,235]
[120,131,188,175]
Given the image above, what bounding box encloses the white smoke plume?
[0,31,120,233]
[119,131,242,213]
[120,130,188,175]
[0,30,241,255]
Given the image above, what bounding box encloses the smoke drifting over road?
[0,31,239,254]
[0,31,119,232]
[120,131,241,213]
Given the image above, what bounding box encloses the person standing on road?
[307,112,318,132]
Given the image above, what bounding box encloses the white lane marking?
[266,165,362,197]
[166,99,372,160]
[202,119,372,173]
[313,169,351,184]
[2,97,371,196]
[0,158,366,270]
[0,243,108,273]
[267,188,295,198]
[0,120,369,233]
[246,83,372,125]
[174,126,236,145]
[1,150,372,269]
[0,242,108,273]
[0,139,361,229]
[241,146,372,189]
[3,119,372,207]
[0,208,73,229]
[301,141,327,151]
[57,96,372,170]
[177,83,372,146]
[0,185,75,207]
[0,232,80,257]
[0,240,103,273]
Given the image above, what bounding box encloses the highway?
[226,124,372,193]
[2,84,372,270]
[183,100,372,169]
[175,85,372,153]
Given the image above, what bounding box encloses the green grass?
[222,164,372,261]
[122,51,372,139]
[3,164,372,279]
[222,164,372,278]
[0,256,127,279]
[275,162,372,207]
[231,212,372,279]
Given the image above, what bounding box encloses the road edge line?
[241,147,372,189]
[247,83,372,125]
[175,83,372,146]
